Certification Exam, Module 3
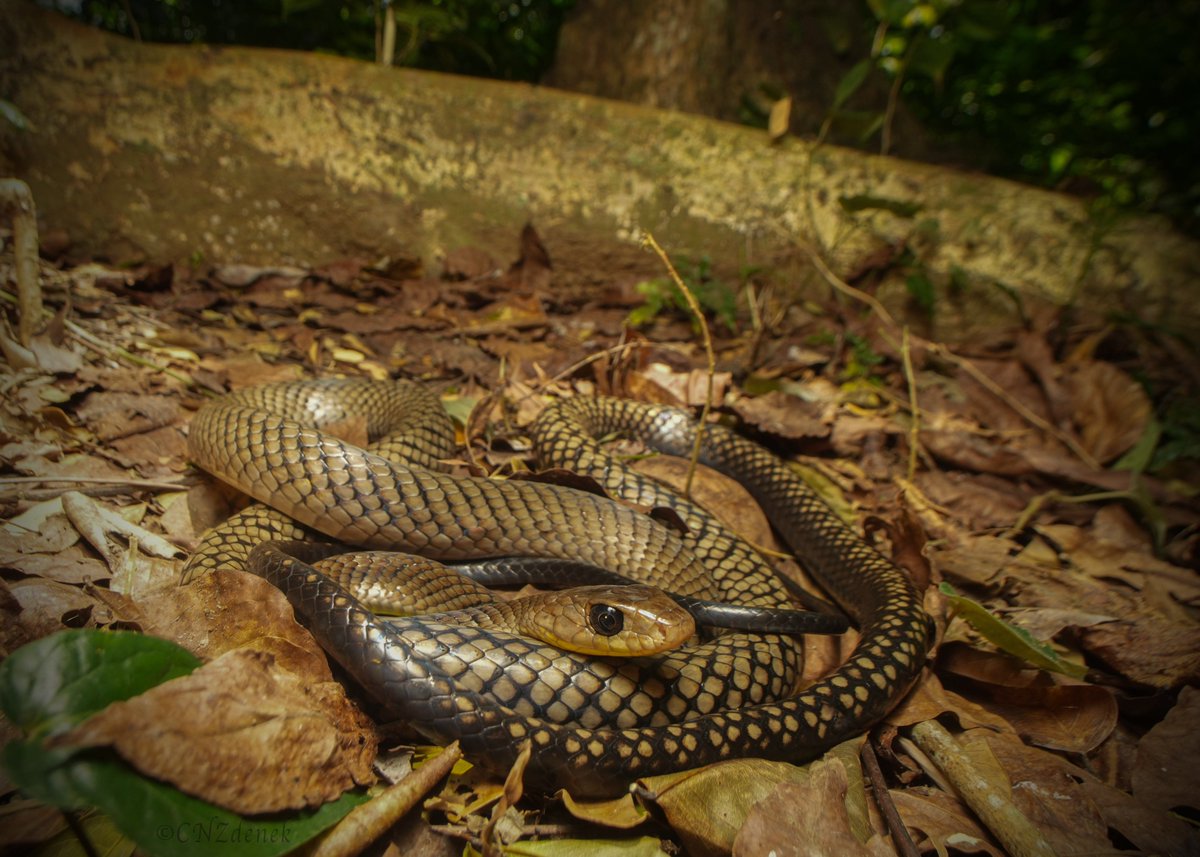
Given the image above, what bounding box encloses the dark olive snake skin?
[185,380,931,796]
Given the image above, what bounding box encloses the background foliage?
[36,0,1200,233]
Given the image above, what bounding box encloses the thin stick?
[642,232,717,500]
[0,476,188,491]
[861,740,921,857]
[901,327,920,480]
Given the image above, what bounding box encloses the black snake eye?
[589,603,624,637]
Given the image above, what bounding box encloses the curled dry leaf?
[57,647,376,814]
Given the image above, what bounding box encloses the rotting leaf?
[56,648,377,813]
[939,583,1087,679]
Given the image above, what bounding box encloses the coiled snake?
[185,380,931,797]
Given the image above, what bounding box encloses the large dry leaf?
[733,758,887,857]
[635,758,810,857]
[1131,685,1200,814]
[136,569,334,679]
[731,390,832,441]
[59,648,376,813]
[937,643,1117,753]
[1059,360,1152,464]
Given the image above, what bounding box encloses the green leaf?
[1112,417,1160,475]
[939,583,1087,679]
[905,271,936,315]
[3,742,364,857]
[0,630,365,857]
[833,59,872,109]
[906,31,957,82]
[0,630,201,739]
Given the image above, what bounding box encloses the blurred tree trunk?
[545,0,942,161]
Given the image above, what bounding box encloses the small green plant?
[626,256,739,332]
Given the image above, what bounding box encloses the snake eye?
[589,603,624,637]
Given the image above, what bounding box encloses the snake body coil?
[187,380,931,796]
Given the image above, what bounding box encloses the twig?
[909,721,1058,857]
[800,241,899,329]
[309,742,463,857]
[900,326,920,481]
[0,476,188,491]
[642,232,717,500]
[860,740,921,857]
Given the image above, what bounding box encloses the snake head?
[522,584,696,657]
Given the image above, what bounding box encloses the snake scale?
[185,380,932,797]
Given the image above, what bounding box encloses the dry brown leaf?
[0,542,110,584]
[732,390,831,441]
[624,363,732,408]
[1060,360,1152,464]
[630,455,781,556]
[914,470,1031,531]
[136,569,334,678]
[636,758,809,857]
[733,758,886,857]
[889,788,1004,857]
[937,643,1117,753]
[8,577,103,636]
[57,648,376,813]
[559,791,650,830]
[1078,777,1200,857]
[1130,685,1200,814]
[885,671,1016,734]
[1079,618,1200,688]
[74,391,183,442]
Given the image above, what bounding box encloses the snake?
[185,379,932,797]
[261,542,697,657]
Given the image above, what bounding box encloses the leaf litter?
[0,225,1198,856]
